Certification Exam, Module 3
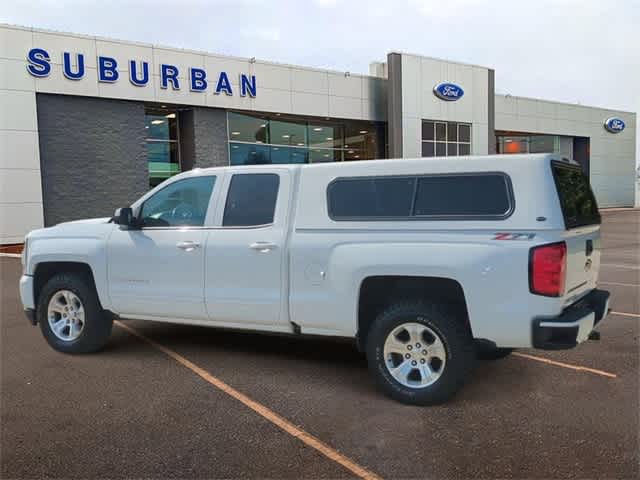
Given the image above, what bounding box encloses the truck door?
[107,174,218,320]
[204,170,291,330]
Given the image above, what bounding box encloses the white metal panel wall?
[0,25,43,244]
[4,25,387,123]
[399,53,490,158]
[495,95,637,207]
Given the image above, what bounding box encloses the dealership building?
[0,23,637,244]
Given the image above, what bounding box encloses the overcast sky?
[3,0,638,165]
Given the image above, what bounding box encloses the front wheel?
[366,301,476,405]
[37,273,112,354]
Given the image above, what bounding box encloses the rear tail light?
[529,242,567,297]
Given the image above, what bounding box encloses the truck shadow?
[110,320,368,366]
[108,320,531,405]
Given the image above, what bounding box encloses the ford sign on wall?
[433,82,464,101]
[604,117,625,134]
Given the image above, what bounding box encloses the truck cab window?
[223,174,280,226]
[139,176,216,227]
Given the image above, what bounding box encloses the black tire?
[366,300,476,406]
[37,272,112,354]
[475,342,514,360]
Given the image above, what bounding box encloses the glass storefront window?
[447,122,457,142]
[422,121,434,141]
[497,134,573,156]
[529,135,556,153]
[227,112,383,165]
[309,148,341,163]
[309,123,343,149]
[421,120,471,157]
[270,120,307,147]
[146,109,180,188]
[459,124,471,143]
[271,146,308,164]
[499,136,528,154]
[146,114,178,141]
[228,112,269,143]
[422,141,435,157]
[229,143,271,165]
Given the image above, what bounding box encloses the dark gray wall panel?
[178,109,196,171]
[387,53,403,158]
[488,69,496,154]
[36,94,147,226]
[192,107,228,168]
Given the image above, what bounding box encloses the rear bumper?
[532,289,610,350]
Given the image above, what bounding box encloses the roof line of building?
[0,22,379,81]
[2,22,636,116]
[386,50,495,71]
[495,92,637,116]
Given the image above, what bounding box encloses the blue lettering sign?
[215,71,233,95]
[25,48,258,98]
[98,56,119,82]
[26,48,51,77]
[240,74,256,97]
[160,64,180,90]
[62,52,85,80]
[129,60,149,87]
[190,68,207,92]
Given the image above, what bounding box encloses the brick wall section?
[36,94,147,226]
[192,107,228,168]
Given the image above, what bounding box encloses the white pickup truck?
[20,154,610,405]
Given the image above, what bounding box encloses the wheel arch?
[33,261,103,310]
[356,275,471,351]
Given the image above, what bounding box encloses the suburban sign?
[603,117,625,134]
[433,82,464,101]
[26,48,257,97]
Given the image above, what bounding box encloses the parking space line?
[600,281,639,287]
[512,352,617,378]
[611,311,640,318]
[114,321,381,480]
[0,253,21,258]
[600,263,640,270]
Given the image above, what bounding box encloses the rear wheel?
[366,301,476,405]
[37,273,112,354]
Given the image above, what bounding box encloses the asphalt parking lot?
[1,210,638,479]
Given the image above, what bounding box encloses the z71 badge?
[493,233,536,240]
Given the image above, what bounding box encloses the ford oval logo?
[433,82,464,101]
[604,117,625,133]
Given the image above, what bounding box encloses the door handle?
[176,241,201,252]
[249,242,277,253]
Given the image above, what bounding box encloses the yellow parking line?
[512,352,617,378]
[611,311,640,318]
[600,281,639,288]
[114,321,381,480]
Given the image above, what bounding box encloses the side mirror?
[113,207,138,229]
